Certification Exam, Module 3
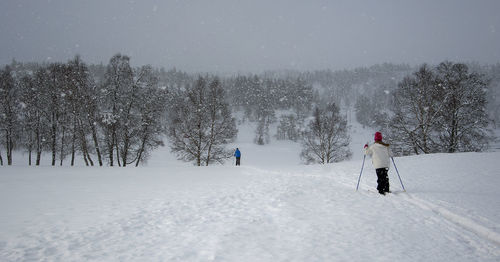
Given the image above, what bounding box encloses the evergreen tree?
[290,78,313,117]
[354,95,372,128]
[276,114,303,141]
[253,80,275,145]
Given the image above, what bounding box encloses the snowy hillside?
[1,120,500,261]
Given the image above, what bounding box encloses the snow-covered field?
[1,122,500,261]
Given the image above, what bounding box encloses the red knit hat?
[374,132,383,142]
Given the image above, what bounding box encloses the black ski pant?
[235,157,240,166]
[375,168,390,194]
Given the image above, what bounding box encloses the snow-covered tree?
[389,64,442,154]
[354,95,372,128]
[276,114,303,142]
[18,74,43,165]
[0,66,19,165]
[72,57,104,166]
[168,76,237,166]
[485,63,500,128]
[44,63,69,166]
[254,83,275,145]
[287,78,313,118]
[388,62,492,155]
[101,54,134,166]
[1,55,172,167]
[132,66,167,166]
[434,62,491,152]
[301,103,351,164]
[65,56,99,166]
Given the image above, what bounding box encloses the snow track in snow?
[401,193,500,246]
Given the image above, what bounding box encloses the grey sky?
[1,0,499,73]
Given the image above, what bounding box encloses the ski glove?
[364,144,368,148]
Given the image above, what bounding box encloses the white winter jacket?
[364,142,392,169]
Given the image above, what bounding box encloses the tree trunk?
[108,127,115,166]
[122,132,129,167]
[135,144,144,167]
[36,119,42,166]
[89,119,103,166]
[28,133,34,166]
[135,127,149,167]
[36,147,42,166]
[71,130,76,166]
[51,113,57,166]
[28,148,32,166]
[79,121,92,166]
[8,139,12,165]
[448,117,458,153]
[78,120,91,166]
[59,127,66,166]
[108,140,114,166]
[86,152,94,166]
[82,150,89,166]
[121,101,135,167]
[205,119,216,166]
[197,120,202,166]
[6,131,13,165]
[115,139,121,167]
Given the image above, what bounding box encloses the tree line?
[355,62,494,155]
[0,55,242,167]
[0,55,167,166]
[1,56,497,166]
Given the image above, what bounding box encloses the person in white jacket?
[364,132,392,195]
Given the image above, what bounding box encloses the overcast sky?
[1,0,499,73]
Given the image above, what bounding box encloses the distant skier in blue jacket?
[234,148,241,166]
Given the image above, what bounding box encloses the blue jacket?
[234,149,241,158]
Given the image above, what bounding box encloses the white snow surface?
[1,121,500,261]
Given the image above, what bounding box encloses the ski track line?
[400,193,500,247]
[242,165,500,249]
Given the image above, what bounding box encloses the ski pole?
[356,155,366,191]
[391,157,406,191]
